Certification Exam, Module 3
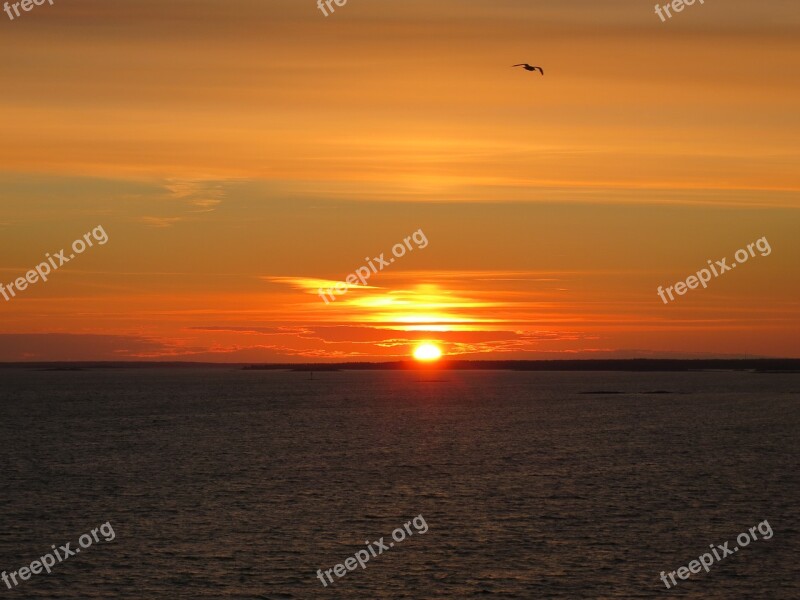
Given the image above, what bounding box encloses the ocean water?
[0,369,797,599]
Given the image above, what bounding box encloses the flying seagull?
[512,64,544,75]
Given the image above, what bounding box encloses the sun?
[413,343,442,362]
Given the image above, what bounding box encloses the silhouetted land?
[1,359,799,372]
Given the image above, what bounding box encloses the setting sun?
[413,343,443,361]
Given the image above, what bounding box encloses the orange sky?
[0,0,798,361]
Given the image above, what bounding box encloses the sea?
[0,368,797,599]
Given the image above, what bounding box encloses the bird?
[512,64,544,75]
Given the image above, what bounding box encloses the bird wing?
[512,64,526,67]
[535,67,544,75]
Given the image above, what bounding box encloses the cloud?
[0,334,176,362]
[164,179,227,212]
[139,216,184,228]
[263,276,378,292]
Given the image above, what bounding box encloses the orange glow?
[413,343,443,362]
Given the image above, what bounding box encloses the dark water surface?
[0,369,798,599]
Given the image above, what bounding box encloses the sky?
[0,0,798,362]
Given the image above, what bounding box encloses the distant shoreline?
[1,359,799,372]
